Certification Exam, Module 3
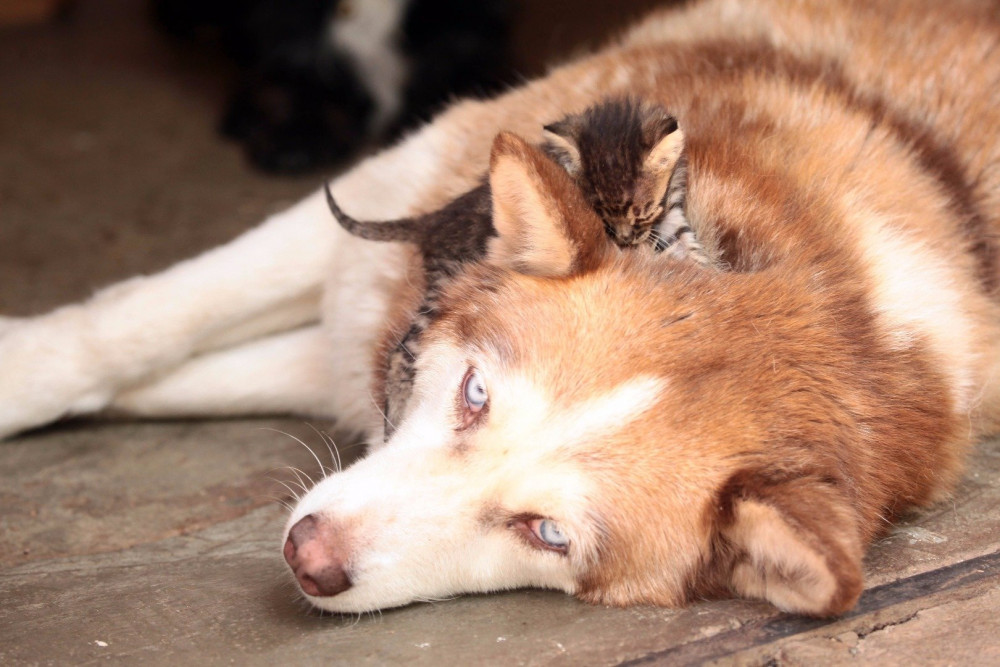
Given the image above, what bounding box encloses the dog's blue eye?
[463,368,488,411]
[516,517,569,554]
[536,519,568,548]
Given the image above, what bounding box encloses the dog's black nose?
[283,514,352,597]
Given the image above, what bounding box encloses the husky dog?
[154,0,513,172]
[3,0,1000,618]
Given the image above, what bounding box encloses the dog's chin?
[296,572,578,614]
[298,587,413,615]
[297,581,464,615]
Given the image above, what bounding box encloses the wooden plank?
[622,549,1000,665]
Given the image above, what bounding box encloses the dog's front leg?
[109,326,343,421]
[0,106,470,440]
[0,190,336,440]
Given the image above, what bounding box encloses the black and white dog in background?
[154,0,513,173]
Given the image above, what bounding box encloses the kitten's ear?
[715,470,864,617]
[542,118,582,176]
[644,126,686,176]
[488,131,607,278]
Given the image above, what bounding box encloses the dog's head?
[283,132,865,617]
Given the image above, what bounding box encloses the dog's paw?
[0,309,112,440]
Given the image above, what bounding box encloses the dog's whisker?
[368,391,397,434]
[330,433,344,473]
[267,470,304,495]
[263,494,294,512]
[258,426,329,481]
[286,465,315,490]
[307,422,338,473]
[271,476,304,501]
[266,475,291,491]
[305,422,341,474]
[415,594,457,604]
[321,429,344,473]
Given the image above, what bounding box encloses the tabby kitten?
[329,98,708,261]
[542,97,705,261]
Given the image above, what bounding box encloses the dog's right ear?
[487,131,607,278]
[712,470,865,617]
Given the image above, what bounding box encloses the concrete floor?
[2,2,1000,665]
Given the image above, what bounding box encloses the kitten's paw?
[0,309,112,440]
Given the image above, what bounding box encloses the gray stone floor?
[2,2,999,665]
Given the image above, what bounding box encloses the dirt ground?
[1,1,999,664]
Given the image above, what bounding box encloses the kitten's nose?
[284,514,353,597]
[616,224,638,245]
[605,219,629,243]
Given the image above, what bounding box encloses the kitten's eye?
[530,518,570,553]
[638,207,663,225]
[458,367,488,428]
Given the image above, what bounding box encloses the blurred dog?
[154,0,512,172]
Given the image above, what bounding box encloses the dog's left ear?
[714,470,865,617]
[487,131,608,278]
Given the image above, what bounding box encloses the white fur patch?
[328,0,411,132]
[853,205,978,411]
[529,375,668,453]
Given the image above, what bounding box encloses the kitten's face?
[589,177,668,246]
[542,101,684,248]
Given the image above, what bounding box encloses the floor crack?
[855,610,920,639]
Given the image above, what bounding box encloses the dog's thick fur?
[3,0,1000,617]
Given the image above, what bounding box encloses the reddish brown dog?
[3,0,999,617]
